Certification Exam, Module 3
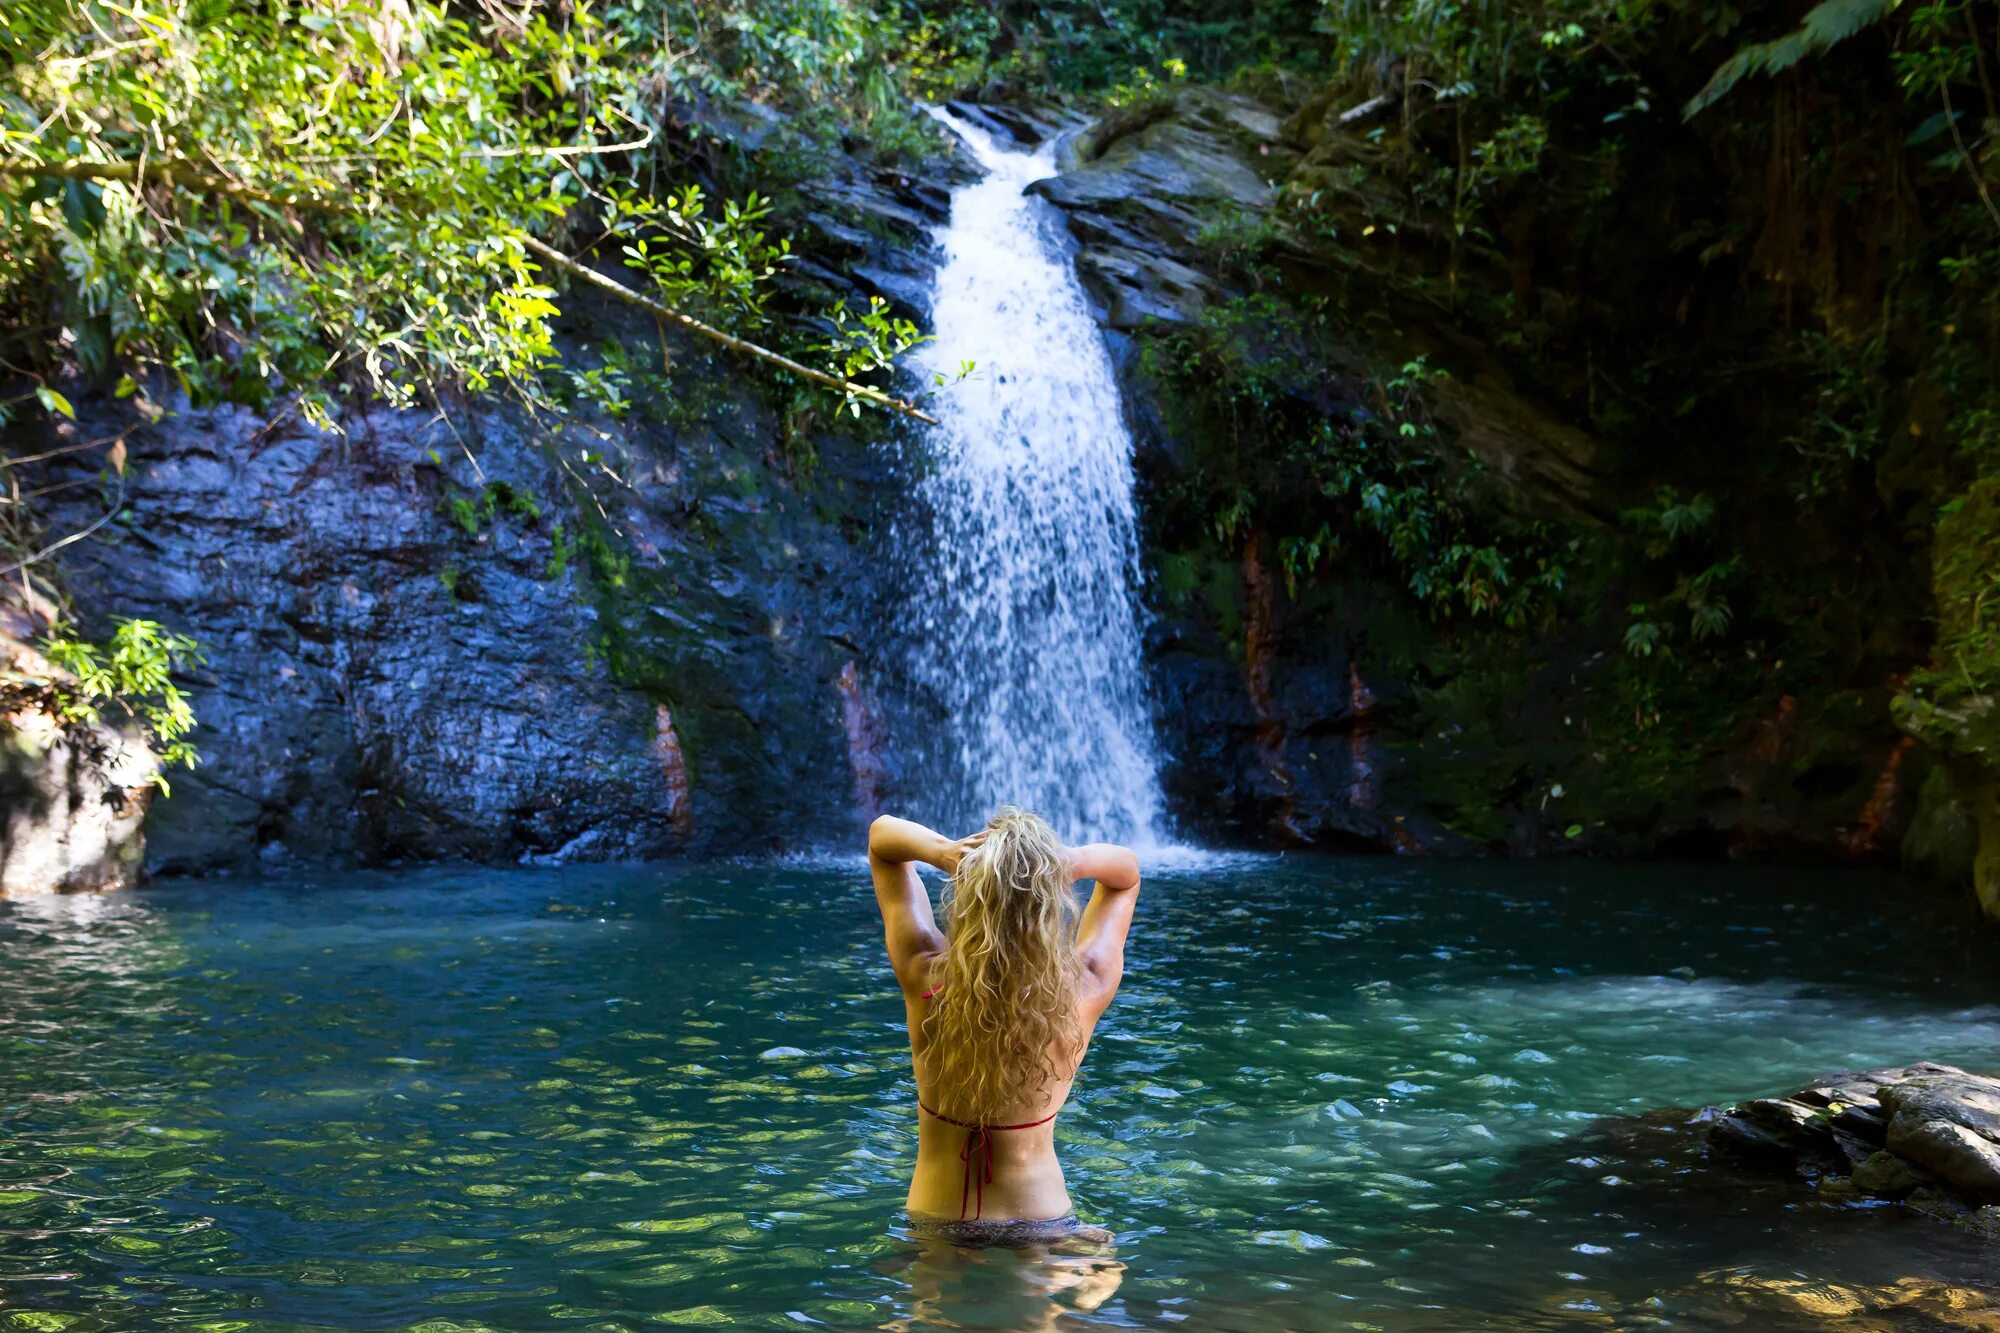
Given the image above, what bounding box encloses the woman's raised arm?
[869,815,985,872]
[1070,843,1141,1009]
[867,815,986,991]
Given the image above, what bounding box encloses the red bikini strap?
[917,1101,1059,1132]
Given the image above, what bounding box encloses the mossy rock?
[1894,474,2000,916]
[1904,763,1980,885]
[1944,759,2000,921]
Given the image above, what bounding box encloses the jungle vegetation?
[0,0,1994,867]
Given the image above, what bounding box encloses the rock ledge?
[1708,1062,2000,1232]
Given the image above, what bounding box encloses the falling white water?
[896,107,1167,849]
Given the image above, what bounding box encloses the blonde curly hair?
[918,806,1083,1123]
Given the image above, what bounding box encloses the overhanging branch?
[0,157,938,424]
[519,237,936,423]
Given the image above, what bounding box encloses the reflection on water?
[882,1240,1127,1331]
[1,857,1997,1329]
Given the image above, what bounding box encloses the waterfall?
[893,107,1167,849]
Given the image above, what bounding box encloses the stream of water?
[895,108,1166,849]
[3,859,1997,1330]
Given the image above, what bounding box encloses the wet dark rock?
[22,371,911,875]
[662,89,789,154]
[1028,87,1284,329]
[1883,1074,2000,1202]
[1705,1063,2000,1228]
[941,100,1081,149]
[783,152,967,323]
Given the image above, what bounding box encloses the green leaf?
[1907,109,1961,147]
[35,387,75,419]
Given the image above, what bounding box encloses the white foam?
[893,107,1169,849]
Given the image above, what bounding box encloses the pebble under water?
[3,857,1999,1330]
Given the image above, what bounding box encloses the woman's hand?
[933,828,988,874]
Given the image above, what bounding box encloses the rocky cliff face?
[13,135,955,877]
[1,88,1954,880]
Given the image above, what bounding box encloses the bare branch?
[518,237,936,424]
[1338,94,1397,125]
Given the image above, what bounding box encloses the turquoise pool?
[2,856,1996,1329]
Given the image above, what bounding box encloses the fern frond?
[1684,0,1901,118]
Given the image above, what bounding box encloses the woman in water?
[868,807,1142,1246]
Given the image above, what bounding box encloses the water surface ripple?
[2,859,1997,1329]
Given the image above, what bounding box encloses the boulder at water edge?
[0,635,156,895]
[1707,1062,2000,1231]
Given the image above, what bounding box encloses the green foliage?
[1279,0,1998,793]
[615,0,871,104]
[0,0,954,696]
[888,0,1324,99]
[1685,0,1902,116]
[611,186,790,331]
[546,523,579,579]
[1,0,626,425]
[29,618,203,790]
[820,297,933,413]
[1617,488,1741,656]
[1896,475,2000,752]
[1312,0,1659,126]
[1787,332,1891,501]
[1143,300,1577,626]
[444,480,544,539]
[0,0,935,437]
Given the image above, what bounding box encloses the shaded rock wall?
[1033,85,1926,860]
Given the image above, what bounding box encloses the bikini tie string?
[918,1101,1060,1222]
[958,1125,993,1222]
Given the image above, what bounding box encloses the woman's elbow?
[867,813,902,856]
[1118,847,1142,890]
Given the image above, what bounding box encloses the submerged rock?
[1707,1063,2000,1228]
[1679,1272,2000,1330]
